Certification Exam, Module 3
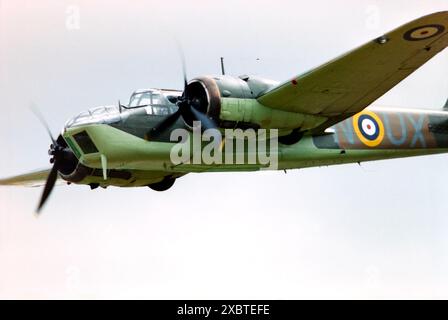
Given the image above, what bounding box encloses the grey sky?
[0,0,447,299]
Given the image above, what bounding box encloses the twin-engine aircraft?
[1,11,448,213]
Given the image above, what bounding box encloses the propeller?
[31,106,75,214]
[37,161,59,213]
[145,54,220,140]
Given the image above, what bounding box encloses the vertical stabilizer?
[444,99,448,110]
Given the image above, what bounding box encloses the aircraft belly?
[279,136,448,170]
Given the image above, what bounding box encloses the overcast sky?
[0,0,447,299]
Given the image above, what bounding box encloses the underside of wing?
[257,11,448,132]
[0,169,52,187]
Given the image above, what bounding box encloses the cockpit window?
[152,93,162,105]
[65,90,183,129]
[129,91,165,108]
[127,90,180,116]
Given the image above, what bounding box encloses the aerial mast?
[220,57,225,76]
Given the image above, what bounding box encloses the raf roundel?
[403,24,445,41]
[353,111,385,147]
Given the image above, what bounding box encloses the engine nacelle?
[186,75,327,131]
[185,75,279,128]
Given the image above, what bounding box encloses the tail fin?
[444,99,448,110]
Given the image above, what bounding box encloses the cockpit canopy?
[65,89,182,129]
[129,88,181,108]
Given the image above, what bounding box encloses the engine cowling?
[183,76,222,127]
[184,75,279,129]
[51,135,79,177]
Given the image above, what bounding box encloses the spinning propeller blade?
[30,106,73,214]
[146,50,219,140]
[36,162,59,213]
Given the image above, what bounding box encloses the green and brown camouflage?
[1,11,448,213]
[59,104,448,188]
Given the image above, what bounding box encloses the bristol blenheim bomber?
[1,12,448,213]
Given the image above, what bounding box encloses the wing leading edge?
[0,169,52,187]
[257,11,448,132]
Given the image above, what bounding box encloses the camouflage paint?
[61,106,448,188]
[312,107,448,150]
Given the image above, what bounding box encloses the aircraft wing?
[257,11,448,132]
[0,169,52,187]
